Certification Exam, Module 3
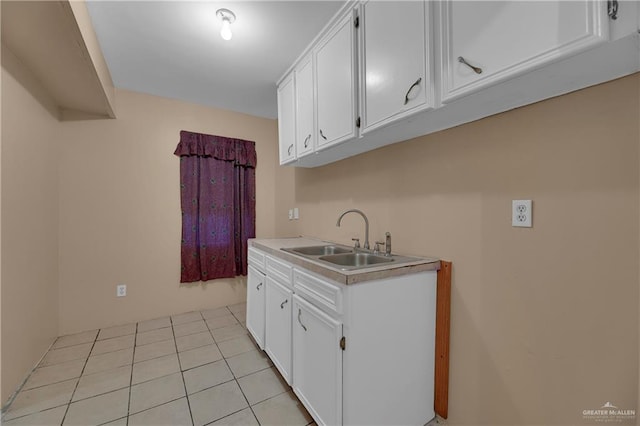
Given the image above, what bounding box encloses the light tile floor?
[2,303,315,426]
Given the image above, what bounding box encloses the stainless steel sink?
[319,252,394,267]
[285,245,353,256]
[282,244,423,271]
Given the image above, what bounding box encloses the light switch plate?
[293,207,299,219]
[512,200,532,227]
[288,209,293,220]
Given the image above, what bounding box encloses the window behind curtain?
[174,130,256,283]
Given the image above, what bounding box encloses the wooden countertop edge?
[435,260,452,419]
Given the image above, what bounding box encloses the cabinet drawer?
[293,269,342,315]
[248,247,266,273]
[266,256,293,287]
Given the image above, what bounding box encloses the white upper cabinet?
[276,0,636,167]
[295,56,315,158]
[439,0,609,103]
[359,0,434,134]
[277,72,296,164]
[315,11,357,150]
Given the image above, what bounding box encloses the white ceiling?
[86,1,344,119]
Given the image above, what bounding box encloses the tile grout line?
[206,307,263,426]
[60,331,100,425]
[123,396,185,420]
[226,304,313,425]
[1,333,80,419]
[171,313,196,426]
[2,309,248,425]
[3,350,137,422]
[184,377,236,399]
[222,305,264,426]
[16,360,88,393]
[125,322,139,426]
[201,407,251,426]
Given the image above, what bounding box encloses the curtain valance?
[174,130,257,168]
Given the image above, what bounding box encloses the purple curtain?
[174,130,256,283]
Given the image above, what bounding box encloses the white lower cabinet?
[265,277,293,385]
[248,245,437,426]
[292,295,343,426]
[246,264,266,350]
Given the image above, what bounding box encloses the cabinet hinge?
[356,117,361,128]
[608,0,618,20]
[340,336,346,350]
[354,16,359,28]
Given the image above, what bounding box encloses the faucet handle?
[373,241,385,255]
[351,238,361,248]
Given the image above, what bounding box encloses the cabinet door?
[360,0,433,133]
[265,278,293,385]
[277,72,296,164]
[246,265,266,350]
[295,56,314,158]
[440,0,609,102]
[292,295,342,426]
[315,11,357,150]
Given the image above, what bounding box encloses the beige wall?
[276,74,640,425]
[57,89,278,335]
[1,47,60,403]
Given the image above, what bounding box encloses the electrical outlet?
[117,284,127,297]
[288,209,294,220]
[512,200,532,228]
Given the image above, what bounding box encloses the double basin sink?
[282,244,422,271]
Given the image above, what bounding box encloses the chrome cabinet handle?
[280,299,288,309]
[303,134,311,148]
[287,144,294,156]
[458,56,482,74]
[256,282,262,290]
[298,308,307,331]
[319,129,327,140]
[403,77,422,105]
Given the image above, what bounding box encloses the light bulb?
[220,18,232,41]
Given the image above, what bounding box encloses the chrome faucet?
[336,209,370,250]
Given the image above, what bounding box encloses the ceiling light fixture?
[216,8,236,41]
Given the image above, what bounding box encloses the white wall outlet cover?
[288,209,294,220]
[117,284,127,297]
[293,207,299,219]
[512,200,532,228]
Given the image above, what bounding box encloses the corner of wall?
[1,44,60,121]
[67,0,117,118]
[1,46,60,403]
